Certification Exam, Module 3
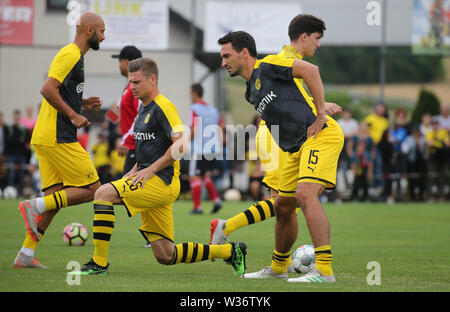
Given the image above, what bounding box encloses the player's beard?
[88,33,101,51]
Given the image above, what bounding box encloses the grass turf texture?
[0,199,449,292]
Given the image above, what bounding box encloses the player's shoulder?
[55,43,81,59]
[256,54,295,69]
[154,94,179,115]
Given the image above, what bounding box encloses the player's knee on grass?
[150,239,175,265]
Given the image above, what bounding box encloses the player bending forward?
[70,58,246,276]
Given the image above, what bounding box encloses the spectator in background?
[403,127,427,201]
[111,45,142,174]
[188,83,223,214]
[4,110,29,197]
[420,113,433,136]
[365,103,389,145]
[365,103,389,193]
[92,132,111,184]
[110,138,126,181]
[0,112,6,190]
[378,128,395,203]
[438,103,450,131]
[348,122,374,201]
[0,112,5,157]
[20,105,37,133]
[338,108,359,191]
[425,117,449,200]
[338,108,359,139]
[391,109,409,201]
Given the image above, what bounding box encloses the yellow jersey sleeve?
[48,43,81,84]
[154,94,185,138]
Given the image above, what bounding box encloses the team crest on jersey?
[255,78,261,90]
[86,169,94,180]
[144,113,151,124]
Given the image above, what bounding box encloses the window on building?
[46,0,69,11]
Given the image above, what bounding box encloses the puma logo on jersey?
[256,90,277,116]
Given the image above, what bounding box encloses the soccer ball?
[223,188,241,201]
[63,223,88,246]
[291,244,315,273]
[3,186,18,199]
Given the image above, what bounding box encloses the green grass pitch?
[0,199,449,292]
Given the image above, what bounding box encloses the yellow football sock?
[314,245,333,276]
[223,198,275,236]
[170,243,232,264]
[92,201,115,267]
[22,231,43,250]
[43,190,68,211]
[271,249,290,274]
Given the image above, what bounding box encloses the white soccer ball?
[223,188,241,201]
[291,244,315,273]
[3,186,18,199]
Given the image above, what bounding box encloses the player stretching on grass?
[218,15,344,282]
[15,12,105,268]
[70,58,246,276]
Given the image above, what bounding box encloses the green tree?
[410,88,441,125]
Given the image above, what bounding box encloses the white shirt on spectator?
[438,115,450,131]
[338,118,359,138]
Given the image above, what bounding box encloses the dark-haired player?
[217,14,344,282]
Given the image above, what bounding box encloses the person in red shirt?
[111,46,142,174]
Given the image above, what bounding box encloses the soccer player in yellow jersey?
[70,58,247,276]
[14,13,105,268]
[210,32,342,274]
[218,14,344,282]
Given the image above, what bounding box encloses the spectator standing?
[338,108,359,191]
[0,112,5,157]
[0,112,6,189]
[338,108,359,139]
[378,128,395,203]
[391,109,409,201]
[20,105,37,133]
[403,127,427,201]
[347,122,374,201]
[4,110,29,197]
[420,113,433,136]
[438,103,450,131]
[92,132,111,184]
[425,117,449,200]
[364,103,389,192]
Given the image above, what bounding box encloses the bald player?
[14,12,106,269]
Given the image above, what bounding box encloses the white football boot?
[287,268,336,283]
[209,219,229,245]
[241,266,288,279]
[13,251,48,269]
